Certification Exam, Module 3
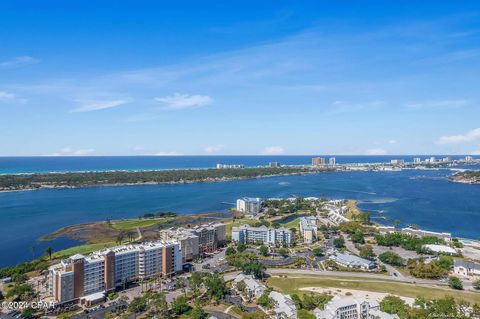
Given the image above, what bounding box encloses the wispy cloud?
[404,99,469,110]
[364,148,387,155]
[436,128,480,144]
[0,56,39,69]
[261,146,285,155]
[155,93,213,110]
[154,151,183,156]
[204,144,225,154]
[71,99,129,113]
[0,91,27,103]
[46,147,95,156]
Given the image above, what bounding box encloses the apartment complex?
[314,296,398,319]
[299,216,318,243]
[328,157,336,166]
[236,197,262,215]
[231,224,292,246]
[159,222,226,262]
[48,241,182,305]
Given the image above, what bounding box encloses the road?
[265,268,447,286]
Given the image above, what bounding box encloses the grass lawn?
[267,274,480,304]
[53,242,116,259]
[110,217,172,230]
[225,218,260,237]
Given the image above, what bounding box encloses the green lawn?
[110,217,172,230]
[53,242,116,259]
[267,274,480,304]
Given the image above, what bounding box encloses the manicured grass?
[267,275,480,304]
[110,217,172,230]
[53,242,116,259]
[283,217,300,229]
[225,218,260,238]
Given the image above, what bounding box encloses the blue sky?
[1,1,480,156]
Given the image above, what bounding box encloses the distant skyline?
[1,1,480,156]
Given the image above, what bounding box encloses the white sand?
[299,287,415,305]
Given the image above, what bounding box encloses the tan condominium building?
[312,157,326,166]
[299,216,318,243]
[159,222,226,262]
[48,241,182,305]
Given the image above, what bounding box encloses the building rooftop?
[454,259,480,271]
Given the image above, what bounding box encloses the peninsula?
[0,166,328,192]
[449,170,480,184]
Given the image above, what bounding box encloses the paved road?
[266,268,446,286]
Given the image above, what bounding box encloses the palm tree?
[31,245,36,260]
[116,232,125,245]
[45,247,53,260]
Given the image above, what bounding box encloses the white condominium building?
[231,225,292,246]
[48,241,182,305]
[159,222,226,262]
[236,197,262,215]
[314,296,399,319]
[299,216,318,243]
[269,291,297,319]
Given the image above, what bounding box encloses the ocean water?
[0,155,472,174]
[0,156,479,268]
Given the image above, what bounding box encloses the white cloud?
[47,147,95,156]
[364,148,387,155]
[261,146,285,155]
[404,99,469,110]
[155,93,213,109]
[204,144,225,154]
[154,151,182,156]
[71,99,129,113]
[0,91,27,103]
[0,56,39,69]
[469,150,480,155]
[436,128,480,144]
[388,140,397,144]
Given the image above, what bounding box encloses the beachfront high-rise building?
[236,197,262,215]
[269,162,281,168]
[231,224,292,246]
[465,156,473,162]
[413,157,421,164]
[328,157,336,166]
[312,157,326,166]
[390,159,405,166]
[48,241,182,305]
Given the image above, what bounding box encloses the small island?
[450,170,480,184]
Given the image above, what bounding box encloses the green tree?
[237,243,247,252]
[334,237,345,249]
[225,246,236,256]
[204,273,227,301]
[172,295,190,315]
[259,245,269,256]
[191,302,206,319]
[351,230,365,244]
[242,262,266,279]
[380,295,409,319]
[359,245,376,260]
[297,309,315,319]
[448,276,463,290]
[45,246,54,260]
[312,247,324,257]
[257,292,272,308]
[278,248,289,257]
[21,307,35,319]
[379,251,403,266]
[128,296,148,313]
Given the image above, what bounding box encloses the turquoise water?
[1,165,480,267]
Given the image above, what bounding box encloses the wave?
[359,198,399,204]
[278,182,291,186]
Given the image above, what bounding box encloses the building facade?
[312,157,325,166]
[453,260,480,279]
[314,297,398,319]
[236,197,262,215]
[231,225,292,246]
[48,241,182,304]
[299,216,318,243]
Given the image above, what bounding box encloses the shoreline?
[0,170,323,193]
